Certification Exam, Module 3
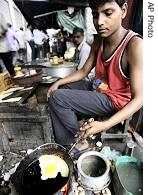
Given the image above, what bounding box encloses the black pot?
[11,143,74,195]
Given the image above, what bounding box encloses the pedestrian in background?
[7,23,19,66]
[33,28,48,58]
[16,27,27,63]
[26,24,35,60]
[0,13,15,76]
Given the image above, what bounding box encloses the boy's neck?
[103,27,127,46]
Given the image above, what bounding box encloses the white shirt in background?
[0,13,9,53]
[77,40,95,80]
[16,30,27,49]
[26,28,34,42]
[33,29,48,45]
[77,40,91,70]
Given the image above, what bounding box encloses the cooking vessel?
[11,143,74,195]
[44,64,78,78]
[77,151,111,192]
[20,61,78,78]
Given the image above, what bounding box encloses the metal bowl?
[45,63,78,78]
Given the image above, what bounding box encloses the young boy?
[47,0,143,154]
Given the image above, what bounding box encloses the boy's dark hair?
[88,0,127,8]
[73,27,84,36]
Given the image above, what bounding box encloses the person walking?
[7,23,18,66]
[26,24,35,60]
[16,27,27,63]
[33,28,48,58]
[0,13,15,76]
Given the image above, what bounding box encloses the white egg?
[38,155,69,180]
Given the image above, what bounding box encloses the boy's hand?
[47,82,59,99]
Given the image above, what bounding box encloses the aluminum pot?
[44,64,78,78]
[77,151,111,192]
[11,143,74,195]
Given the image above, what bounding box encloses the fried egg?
[38,155,69,180]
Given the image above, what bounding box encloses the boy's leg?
[48,88,114,145]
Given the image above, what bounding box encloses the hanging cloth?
[57,10,86,34]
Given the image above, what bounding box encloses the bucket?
[113,156,143,195]
[77,151,111,192]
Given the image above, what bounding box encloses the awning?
[13,0,89,29]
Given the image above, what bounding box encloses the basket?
[11,69,43,87]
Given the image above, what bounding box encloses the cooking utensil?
[11,143,74,195]
[44,64,77,78]
[11,118,95,194]
[77,151,111,192]
[20,61,78,78]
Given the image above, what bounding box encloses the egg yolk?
[45,164,57,175]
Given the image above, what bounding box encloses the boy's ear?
[121,2,128,19]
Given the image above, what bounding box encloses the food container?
[11,68,43,87]
[22,60,78,79]
[52,56,59,65]
[113,156,143,195]
[45,63,78,78]
[77,151,111,192]
[0,72,13,92]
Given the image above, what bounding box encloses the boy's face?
[92,1,127,38]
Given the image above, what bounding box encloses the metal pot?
[44,64,78,78]
[11,143,74,195]
[77,151,111,192]
[21,60,78,79]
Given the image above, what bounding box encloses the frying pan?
[11,143,74,195]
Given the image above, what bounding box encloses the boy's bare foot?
[74,139,89,151]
